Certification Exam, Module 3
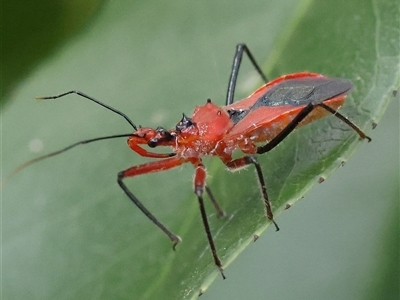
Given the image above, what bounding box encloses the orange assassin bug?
[8,44,371,279]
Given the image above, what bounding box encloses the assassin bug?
[8,44,371,279]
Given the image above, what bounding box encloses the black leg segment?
[226,156,280,231]
[195,189,226,279]
[226,44,269,105]
[205,185,226,218]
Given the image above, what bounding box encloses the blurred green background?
[2,0,399,299]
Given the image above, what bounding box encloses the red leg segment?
[122,156,186,177]
[128,142,175,159]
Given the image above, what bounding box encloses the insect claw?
[359,134,371,142]
[172,235,182,251]
[219,267,226,280]
[217,209,227,218]
[272,220,280,232]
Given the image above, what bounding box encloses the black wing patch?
[227,109,250,125]
[252,77,352,108]
[229,77,352,124]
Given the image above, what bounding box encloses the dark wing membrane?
[227,77,352,125]
[251,77,352,109]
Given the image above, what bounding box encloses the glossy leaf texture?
[2,0,399,299]
[1,0,104,99]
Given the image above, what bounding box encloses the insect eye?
[148,139,158,148]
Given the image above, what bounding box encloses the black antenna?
[36,90,137,130]
[1,133,135,188]
[2,91,140,188]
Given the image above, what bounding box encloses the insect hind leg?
[318,103,371,142]
[256,101,371,155]
[226,44,269,105]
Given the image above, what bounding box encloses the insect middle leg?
[194,163,226,279]
[225,156,280,231]
[205,185,226,218]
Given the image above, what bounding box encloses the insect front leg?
[193,163,226,279]
[128,142,176,159]
[225,156,280,231]
[117,157,188,249]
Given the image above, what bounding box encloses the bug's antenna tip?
[0,167,23,190]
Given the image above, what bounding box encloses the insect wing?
[251,76,352,109]
[225,74,352,141]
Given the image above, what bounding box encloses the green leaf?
[1,0,104,99]
[2,0,399,299]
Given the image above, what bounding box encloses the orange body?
[128,72,348,164]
